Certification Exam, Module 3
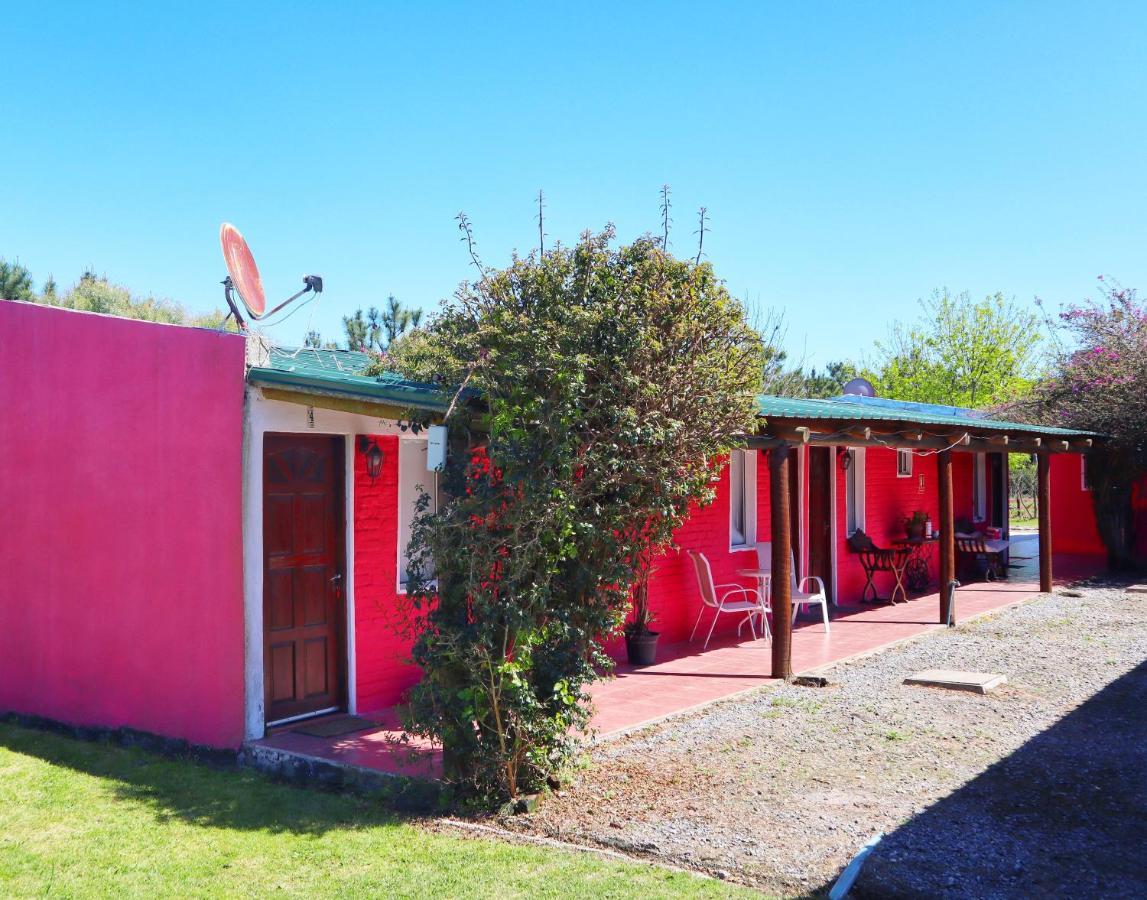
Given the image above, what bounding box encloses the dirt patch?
[497,580,1147,897]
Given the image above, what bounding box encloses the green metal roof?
[756,394,1092,437]
[247,346,450,412]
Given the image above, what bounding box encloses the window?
[844,448,866,535]
[729,449,757,548]
[398,439,438,588]
[973,453,987,521]
[896,449,913,478]
[1081,455,1092,492]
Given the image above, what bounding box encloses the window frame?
[973,452,987,521]
[397,438,439,592]
[728,448,758,550]
[896,449,914,478]
[844,447,866,536]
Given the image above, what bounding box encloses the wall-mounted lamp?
[839,448,853,472]
[358,437,384,481]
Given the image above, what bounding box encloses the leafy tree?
[868,289,1042,408]
[303,329,340,349]
[61,270,187,323]
[753,310,855,398]
[1,259,35,300]
[4,265,236,330]
[386,226,763,801]
[342,307,378,351]
[1024,279,1147,567]
[798,360,861,398]
[342,296,422,352]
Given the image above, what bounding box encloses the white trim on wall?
[342,436,357,715]
[396,438,439,593]
[242,387,414,742]
[829,445,839,605]
[845,447,866,535]
[797,444,807,578]
[973,452,987,521]
[728,448,758,550]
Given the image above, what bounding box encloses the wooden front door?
[263,434,346,725]
[808,446,834,603]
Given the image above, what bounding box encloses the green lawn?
[0,724,744,899]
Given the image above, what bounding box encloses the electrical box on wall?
[427,424,447,471]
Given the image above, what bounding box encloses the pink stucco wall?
[0,302,247,748]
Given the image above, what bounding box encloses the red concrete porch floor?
[249,536,1102,780]
[251,706,444,780]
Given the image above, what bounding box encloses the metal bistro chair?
[686,550,769,648]
[755,542,830,633]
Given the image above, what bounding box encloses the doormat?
[292,715,379,738]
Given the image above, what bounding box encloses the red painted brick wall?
[352,435,422,713]
[829,449,975,604]
[1135,477,1147,561]
[638,452,771,645]
[832,448,944,602]
[1050,453,1106,556]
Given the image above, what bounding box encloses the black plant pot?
[625,631,660,667]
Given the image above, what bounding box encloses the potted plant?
[624,559,659,666]
[904,510,928,540]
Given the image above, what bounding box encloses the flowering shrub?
[387,228,763,802]
[1027,280,1147,566]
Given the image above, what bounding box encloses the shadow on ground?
[845,659,1147,898]
[0,722,418,836]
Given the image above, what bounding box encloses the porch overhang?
[746,420,1094,454]
[746,394,1099,454]
[245,344,452,420]
[745,394,1104,678]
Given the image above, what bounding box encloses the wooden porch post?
[770,443,793,679]
[1037,452,1053,592]
[937,449,955,623]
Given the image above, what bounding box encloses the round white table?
[736,568,772,639]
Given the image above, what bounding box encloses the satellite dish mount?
[219,223,322,331]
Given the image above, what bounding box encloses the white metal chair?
[686,550,769,648]
[755,541,830,633]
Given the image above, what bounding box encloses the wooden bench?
[956,537,1007,581]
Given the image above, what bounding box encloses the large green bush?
[386,228,763,801]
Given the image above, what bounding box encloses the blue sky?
[5,2,1146,366]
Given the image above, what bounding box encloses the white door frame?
[242,387,409,741]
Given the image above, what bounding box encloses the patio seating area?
[247,535,1103,781]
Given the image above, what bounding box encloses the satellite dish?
[220,223,266,317]
[843,377,876,398]
[219,222,322,330]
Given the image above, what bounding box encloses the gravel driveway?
[502,579,1147,897]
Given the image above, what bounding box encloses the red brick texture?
[352,435,421,714]
[834,448,973,602]
[347,441,1110,707]
[1050,453,1106,556]
[638,452,772,646]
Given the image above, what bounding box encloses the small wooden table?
[857,547,913,604]
[893,536,939,593]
